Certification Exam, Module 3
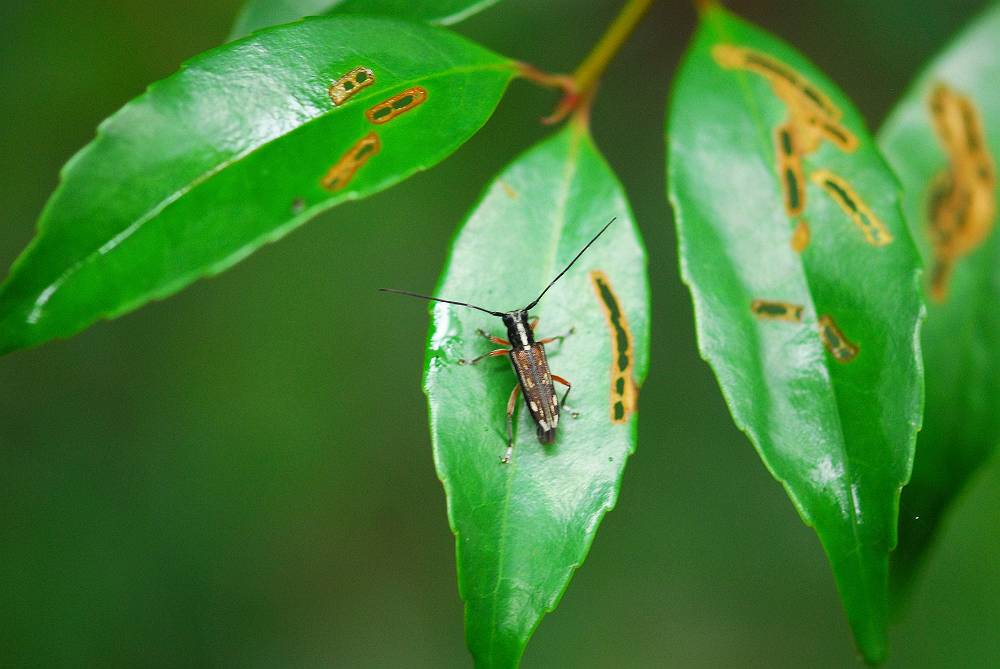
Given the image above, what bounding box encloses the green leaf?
[0,16,515,356]
[666,6,923,663]
[230,0,500,40]
[420,121,649,668]
[878,2,1000,606]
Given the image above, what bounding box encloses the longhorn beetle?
[381,218,616,464]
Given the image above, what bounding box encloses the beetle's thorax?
[502,310,534,349]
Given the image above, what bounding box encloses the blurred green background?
[1,0,997,666]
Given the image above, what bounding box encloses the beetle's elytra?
[381,218,615,463]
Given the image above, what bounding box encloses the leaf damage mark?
[328,66,375,106]
[812,169,894,246]
[751,299,804,322]
[818,314,859,363]
[806,116,858,153]
[499,180,519,200]
[589,270,637,424]
[926,82,997,301]
[775,122,805,216]
[713,44,840,121]
[320,132,381,192]
[791,218,810,252]
[366,86,428,124]
[713,44,858,219]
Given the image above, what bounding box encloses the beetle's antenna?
[379,288,505,317]
[523,217,616,311]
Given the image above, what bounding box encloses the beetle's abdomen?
[511,344,559,443]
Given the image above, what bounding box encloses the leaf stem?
[694,0,722,14]
[572,0,654,96]
[519,0,654,125]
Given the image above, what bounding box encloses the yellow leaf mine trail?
[812,169,894,247]
[321,132,380,192]
[926,83,997,301]
[712,44,858,228]
[590,270,638,424]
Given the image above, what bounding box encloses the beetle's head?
[501,310,534,347]
[501,310,529,328]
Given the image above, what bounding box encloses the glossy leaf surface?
[420,122,649,668]
[667,6,923,662]
[230,0,500,39]
[878,3,1000,605]
[0,16,515,355]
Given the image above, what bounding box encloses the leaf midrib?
[702,6,877,634]
[482,125,584,664]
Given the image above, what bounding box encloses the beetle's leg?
[552,374,573,403]
[460,330,511,364]
[537,327,575,346]
[460,348,510,366]
[530,318,574,346]
[476,328,510,346]
[502,384,521,464]
[551,374,579,418]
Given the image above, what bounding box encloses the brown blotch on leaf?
[366,87,428,124]
[320,132,381,192]
[751,299,804,323]
[328,66,375,106]
[926,82,996,302]
[818,314,859,363]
